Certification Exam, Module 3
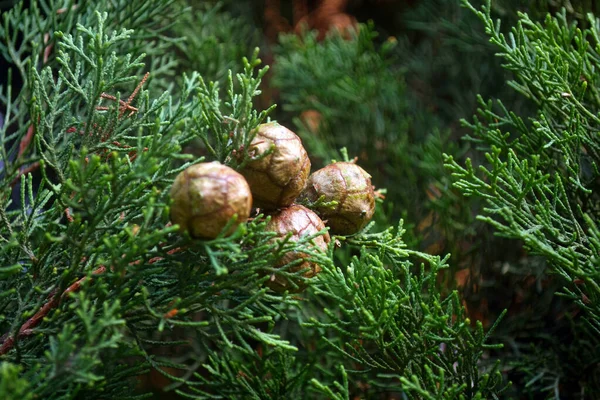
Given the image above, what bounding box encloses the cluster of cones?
[170,122,376,292]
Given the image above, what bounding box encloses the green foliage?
[0,362,33,400]
[192,52,273,168]
[392,0,541,267]
[0,5,305,398]
[182,349,312,399]
[171,1,260,85]
[307,223,508,399]
[272,23,427,245]
[0,0,509,399]
[446,0,600,396]
[0,0,184,195]
[0,0,182,88]
[273,23,407,157]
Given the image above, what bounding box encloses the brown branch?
[0,243,184,355]
[10,162,41,188]
[0,219,183,356]
[0,265,106,356]
[17,124,35,159]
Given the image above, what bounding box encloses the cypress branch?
[0,1,512,398]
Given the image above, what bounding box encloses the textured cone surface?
[266,205,330,292]
[303,162,375,235]
[241,122,311,210]
[170,162,252,239]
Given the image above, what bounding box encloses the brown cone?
[266,204,330,292]
[170,162,252,239]
[241,122,311,210]
[303,162,375,235]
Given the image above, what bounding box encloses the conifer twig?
[0,265,107,356]
[0,241,183,356]
[97,72,149,118]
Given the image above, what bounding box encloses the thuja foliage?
[272,24,438,243]
[446,0,600,395]
[273,24,407,159]
[0,0,506,398]
[305,224,508,399]
[170,1,260,86]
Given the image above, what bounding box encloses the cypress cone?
[303,161,375,235]
[241,122,311,210]
[170,162,252,239]
[265,204,330,292]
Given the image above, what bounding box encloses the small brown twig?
[95,72,149,146]
[64,207,74,223]
[127,72,149,106]
[56,4,78,15]
[43,33,53,64]
[98,93,139,118]
[0,265,106,356]
[132,247,184,266]
[13,120,42,188]
[374,188,386,200]
[97,72,149,119]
